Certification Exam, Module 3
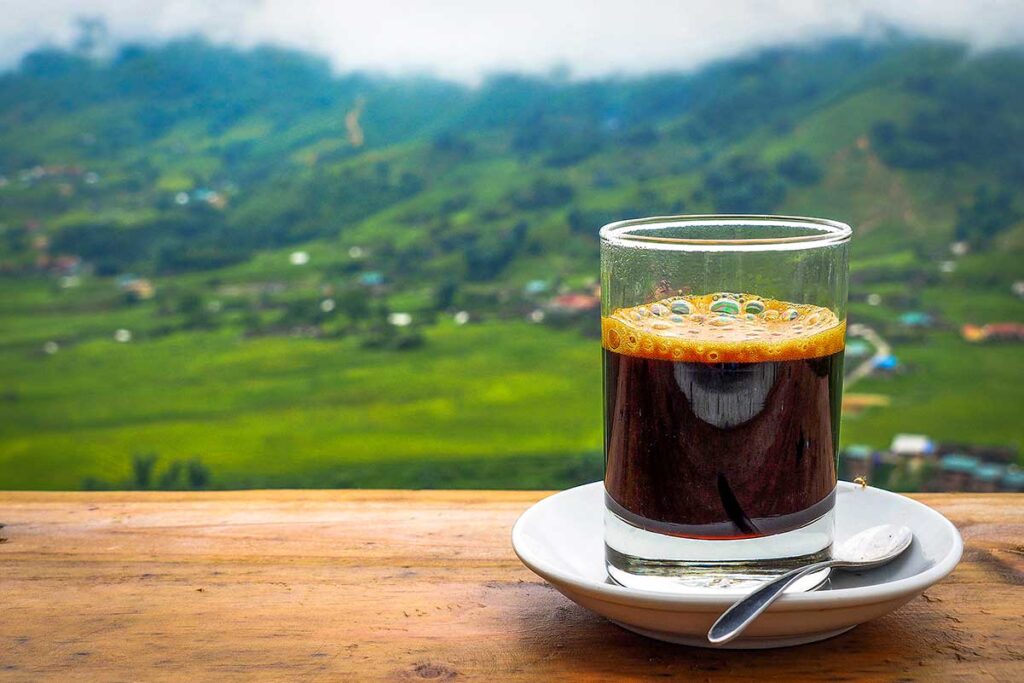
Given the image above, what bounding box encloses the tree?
[435,280,459,311]
[158,461,184,489]
[176,291,214,329]
[131,452,158,489]
[187,458,211,489]
[703,155,786,214]
[335,287,372,326]
[509,179,575,210]
[432,132,475,157]
[955,186,1021,246]
[776,152,824,186]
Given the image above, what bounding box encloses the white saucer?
[512,481,962,649]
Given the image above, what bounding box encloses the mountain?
[0,37,1021,490]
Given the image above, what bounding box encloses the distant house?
[961,323,1024,343]
[898,311,933,328]
[359,271,385,287]
[873,354,900,372]
[961,324,987,342]
[844,339,872,358]
[841,445,874,482]
[547,293,600,314]
[524,279,549,295]
[118,275,155,301]
[51,255,82,276]
[195,188,226,209]
[1002,467,1024,492]
[387,312,412,327]
[891,434,934,458]
[983,323,1024,342]
[972,463,1005,493]
[936,453,980,492]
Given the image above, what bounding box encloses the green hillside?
[1,38,1022,489]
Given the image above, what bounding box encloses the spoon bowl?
[833,524,914,567]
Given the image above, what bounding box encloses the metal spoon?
[707,524,914,645]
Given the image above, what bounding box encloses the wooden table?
[0,491,1020,681]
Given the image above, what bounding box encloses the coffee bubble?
[710,297,740,315]
[744,300,765,315]
[670,300,692,315]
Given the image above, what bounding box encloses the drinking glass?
[600,215,851,593]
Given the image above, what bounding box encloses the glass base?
[605,507,834,594]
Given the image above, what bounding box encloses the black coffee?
[602,293,844,540]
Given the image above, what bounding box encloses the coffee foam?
[602,292,845,363]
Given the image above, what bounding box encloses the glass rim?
[599,214,852,251]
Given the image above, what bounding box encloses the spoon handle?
[707,560,836,645]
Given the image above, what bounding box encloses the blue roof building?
[359,271,385,287]
[845,340,872,358]
[899,311,933,327]
[939,454,980,473]
[874,355,900,371]
[974,463,1005,482]
[1002,467,1024,491]
[844,445,873,460]
[524,279,550,295]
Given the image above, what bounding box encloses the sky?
[2,1,1024,82]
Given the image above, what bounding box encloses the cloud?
[2,0,1023,82]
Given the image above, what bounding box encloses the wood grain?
[0,490,1021,681]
